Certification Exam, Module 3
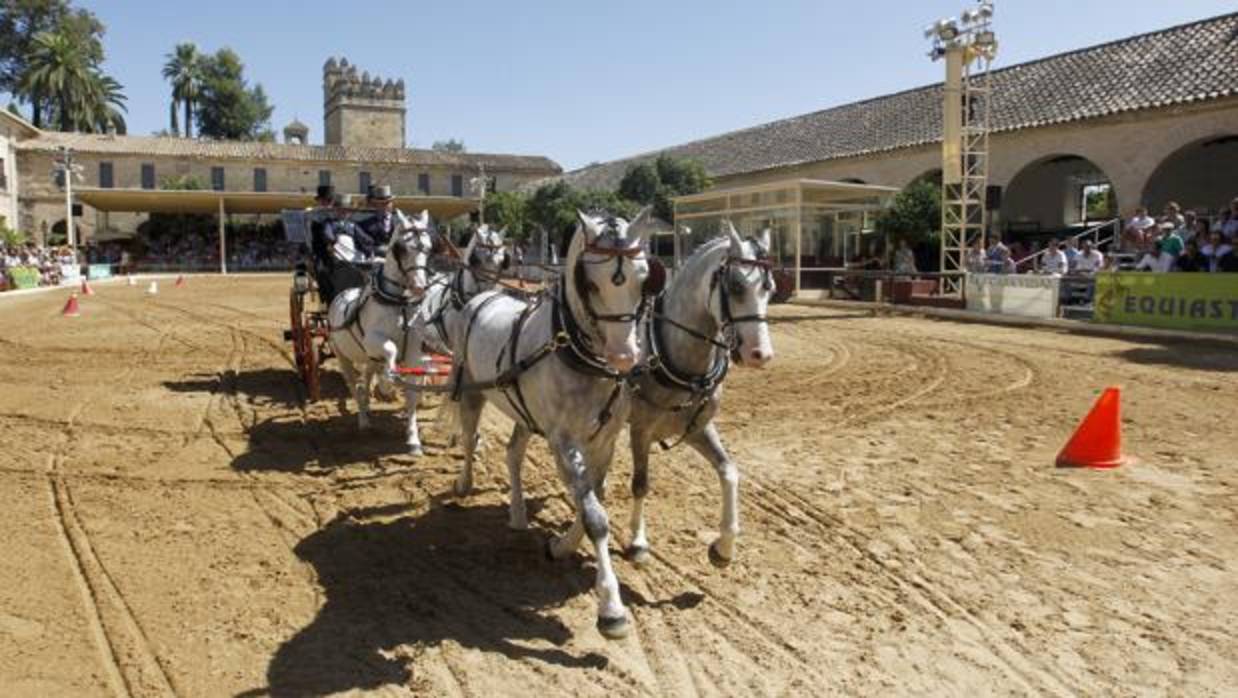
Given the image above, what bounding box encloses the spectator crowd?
[965,196,1238,276]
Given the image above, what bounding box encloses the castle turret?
[323,57,406,148]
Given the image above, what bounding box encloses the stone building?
[563,12,1238,237]
[0,110,38,236]
[9,58,560,244]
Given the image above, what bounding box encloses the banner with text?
[966,273,1061,319]
[1094,272,1238,332]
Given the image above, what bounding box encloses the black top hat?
[367,184,394,202]
[315,184,335,201]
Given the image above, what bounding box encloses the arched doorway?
[1141,135,1238,219]
[1000,154,1115,239]
[48,219,69,246]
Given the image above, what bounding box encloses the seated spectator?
[1063,237,1081,272]
[1219,198,1238,242]
[1158,222,1184,267]
[1218,242,1238,272]
[1187,217,1211,245]
[892,239,917,275]
[1040,240,1069,275]
[995,245,1017,274]
[964,242,987,273]
[1201,231,1234,272]
[1075,239,1104,274]
[1175,240,1207,272]
[1122,206,1157,252]
[986,236,1010,273]
[1160,201,1185,231]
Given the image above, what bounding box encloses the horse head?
[465,224,510,281]
[568,207,660,372]
[388,209,434,294]
[721,219,775,367]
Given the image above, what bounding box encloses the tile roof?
[561,12,1238,191]
[16,131,561,174]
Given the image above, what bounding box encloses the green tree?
[194,48,273,141]
[161,42,203,138]
[874,179,941,244]
[527,180,642,251]
[618,154,710,222]
[432,139,466,153]
[17,29,125,133]
[483,190,530,242]
[159,174,205,190]
[0,217,26,246]
[617,161,659,204]
[0,0,104,126]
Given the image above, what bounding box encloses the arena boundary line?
[793,298,1238,347]
[0,271,289,302]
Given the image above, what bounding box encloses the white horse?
[627,221,775,567]
[445,208,663,639]
[327,211,435,435]
[400,225,510,455]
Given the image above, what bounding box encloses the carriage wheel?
[305,333,321,402]
[289,289,311,399]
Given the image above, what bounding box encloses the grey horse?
[444,208,662,639]
[626,221,775,567]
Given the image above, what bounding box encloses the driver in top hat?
[359,184,397,254]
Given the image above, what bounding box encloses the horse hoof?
[626,545,652,567]
[708,541,733,568]
[507,516,529,531]
[453,481,472,497]
[407,444,424,457]
[597,614,631,639]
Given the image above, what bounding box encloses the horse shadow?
[231,406,456,475]
[162,368,351,409]
[257,500,702,697]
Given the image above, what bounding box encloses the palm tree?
[17,31,126,133]
[162,43,202,138]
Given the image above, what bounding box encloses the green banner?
[1094,272,1238,332]
[6,267,40,290]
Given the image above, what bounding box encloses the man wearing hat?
[359,184,397,255]
[310,189,369,303]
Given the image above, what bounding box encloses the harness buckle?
[552,331,571,348]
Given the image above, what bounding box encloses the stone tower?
[322,57,407,148]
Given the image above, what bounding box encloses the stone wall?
[16,149,547,243]
[0,128,17,234]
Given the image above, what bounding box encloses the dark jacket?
[1218,251,1238,273]
[359,212,396,250]
[1175,252,1206,272]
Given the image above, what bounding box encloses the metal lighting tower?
[925,1,997,295]
[469,163,488,225]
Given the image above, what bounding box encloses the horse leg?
[549,442,629,639]
[452,391,484,496]
[337,355,361,422]
[403,384,423,456]
[355,362,373,431]
[684,423,739,567]
[376,337,400,401]
[506,424,532,529]
[626,427,654,566]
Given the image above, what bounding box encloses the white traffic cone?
[147,281,158,295]
[127,274,136,287]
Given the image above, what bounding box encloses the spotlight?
[978,2,994,19]
[938,19,959,41]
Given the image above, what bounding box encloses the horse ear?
[577,210,601,243]
[725,219,744,254]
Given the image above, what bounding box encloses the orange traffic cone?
[80,278,94,296]
[1056,387,1127,468]
[175,275,186,288]
[62,293,81,317]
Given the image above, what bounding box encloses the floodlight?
[961,10,977,24]
[938,21,959,41]
[978,2,994,19]
[974,30,996,48]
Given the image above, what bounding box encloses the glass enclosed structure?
[671,179,897,298]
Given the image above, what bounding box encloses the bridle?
[572,242,666,326]
[654,242,773,358]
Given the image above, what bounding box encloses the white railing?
[1013,218,1121,271]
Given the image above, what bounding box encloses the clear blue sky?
[18,1,1238,170]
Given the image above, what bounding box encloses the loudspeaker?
[985,185,1002,209]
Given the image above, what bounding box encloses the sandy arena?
[0,275,1235,697]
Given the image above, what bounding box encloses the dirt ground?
[0,275,1234,697]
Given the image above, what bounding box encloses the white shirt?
[1076,249,1104,273]
[1127,215,1156,233]
[1041,249,1068,275]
